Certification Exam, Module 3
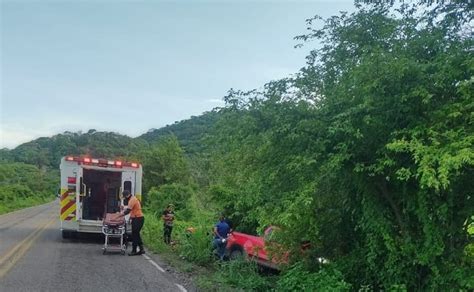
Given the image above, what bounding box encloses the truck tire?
[230,247,245,260]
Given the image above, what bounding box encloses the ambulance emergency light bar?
[65,156,139,168]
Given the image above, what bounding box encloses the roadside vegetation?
[0,1,472,290]
[0,162,57,214]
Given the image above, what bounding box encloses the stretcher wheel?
[103,249,107,255]
[121,250,126,255]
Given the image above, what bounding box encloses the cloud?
[206,98,225,104]
[0,125,51,149]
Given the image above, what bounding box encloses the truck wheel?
[230,248,244,260]
[62,230,70,239]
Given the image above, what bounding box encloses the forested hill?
[137,110,220,154]
[0,130,147,169]
[0,112,219,169]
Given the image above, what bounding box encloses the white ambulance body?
[59,156,142,238]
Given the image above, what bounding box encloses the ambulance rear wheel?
[62,230,71,239]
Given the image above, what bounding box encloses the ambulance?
[59,156,143,238]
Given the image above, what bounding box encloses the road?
[0,201,191,292]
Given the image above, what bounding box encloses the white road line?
[175,284,187,292]
[149,260,166,273]
[142,254,165,273]
[141,254,187,291]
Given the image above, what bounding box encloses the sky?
[0,0,355,149]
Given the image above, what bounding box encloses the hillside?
[0,110,219,169]
[138,110,220,154]
[0,130,148,169]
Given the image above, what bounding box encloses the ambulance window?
[124,181,132,193]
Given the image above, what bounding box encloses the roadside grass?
[0,195,55,215]
[142,211,274,291]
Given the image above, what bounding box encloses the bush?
[212,259,272,291]
[177,224,214,265]
[277,263,351,292]
[146,183,194,212]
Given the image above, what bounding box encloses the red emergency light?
[64,156,139,168]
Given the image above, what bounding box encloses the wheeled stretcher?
[102,213,127,255]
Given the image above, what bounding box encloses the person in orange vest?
[120,190,145,256]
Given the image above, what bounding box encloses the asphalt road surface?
[0,201,191,292]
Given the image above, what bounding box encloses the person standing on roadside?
[162,204,175,244]
[213,213,230,261]
[120,190,145,256]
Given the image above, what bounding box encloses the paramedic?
[121,190,145,256]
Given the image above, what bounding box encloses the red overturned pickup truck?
[225,226,310,270]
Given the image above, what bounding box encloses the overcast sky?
[1,0,355,149]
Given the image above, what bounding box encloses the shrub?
[178,223,214,265]
[213,259,272,291]
[277,263,351,292]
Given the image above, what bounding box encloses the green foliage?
[277,263,351,292]
[142,213,169,253]
[211,259,272,291]
[178,223,214,265]
[138,111,220,155]
[138,135,192,194]
[0,162,57,214]
[3,130,148,169]
[147,183,194,213]
[200,2,473,290]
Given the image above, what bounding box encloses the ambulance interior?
[81,170,122,220]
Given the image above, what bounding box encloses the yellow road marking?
[0,215,56,278]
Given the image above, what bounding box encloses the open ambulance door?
[60,165,81,238]
[75,167,84,220]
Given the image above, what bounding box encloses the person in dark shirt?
[162,204,175,244]
[224,218,233,233]
[212,213,230,261]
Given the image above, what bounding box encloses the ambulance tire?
[62,230,71,239]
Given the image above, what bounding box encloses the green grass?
[0,195,55,215]
[142,211,274,291]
